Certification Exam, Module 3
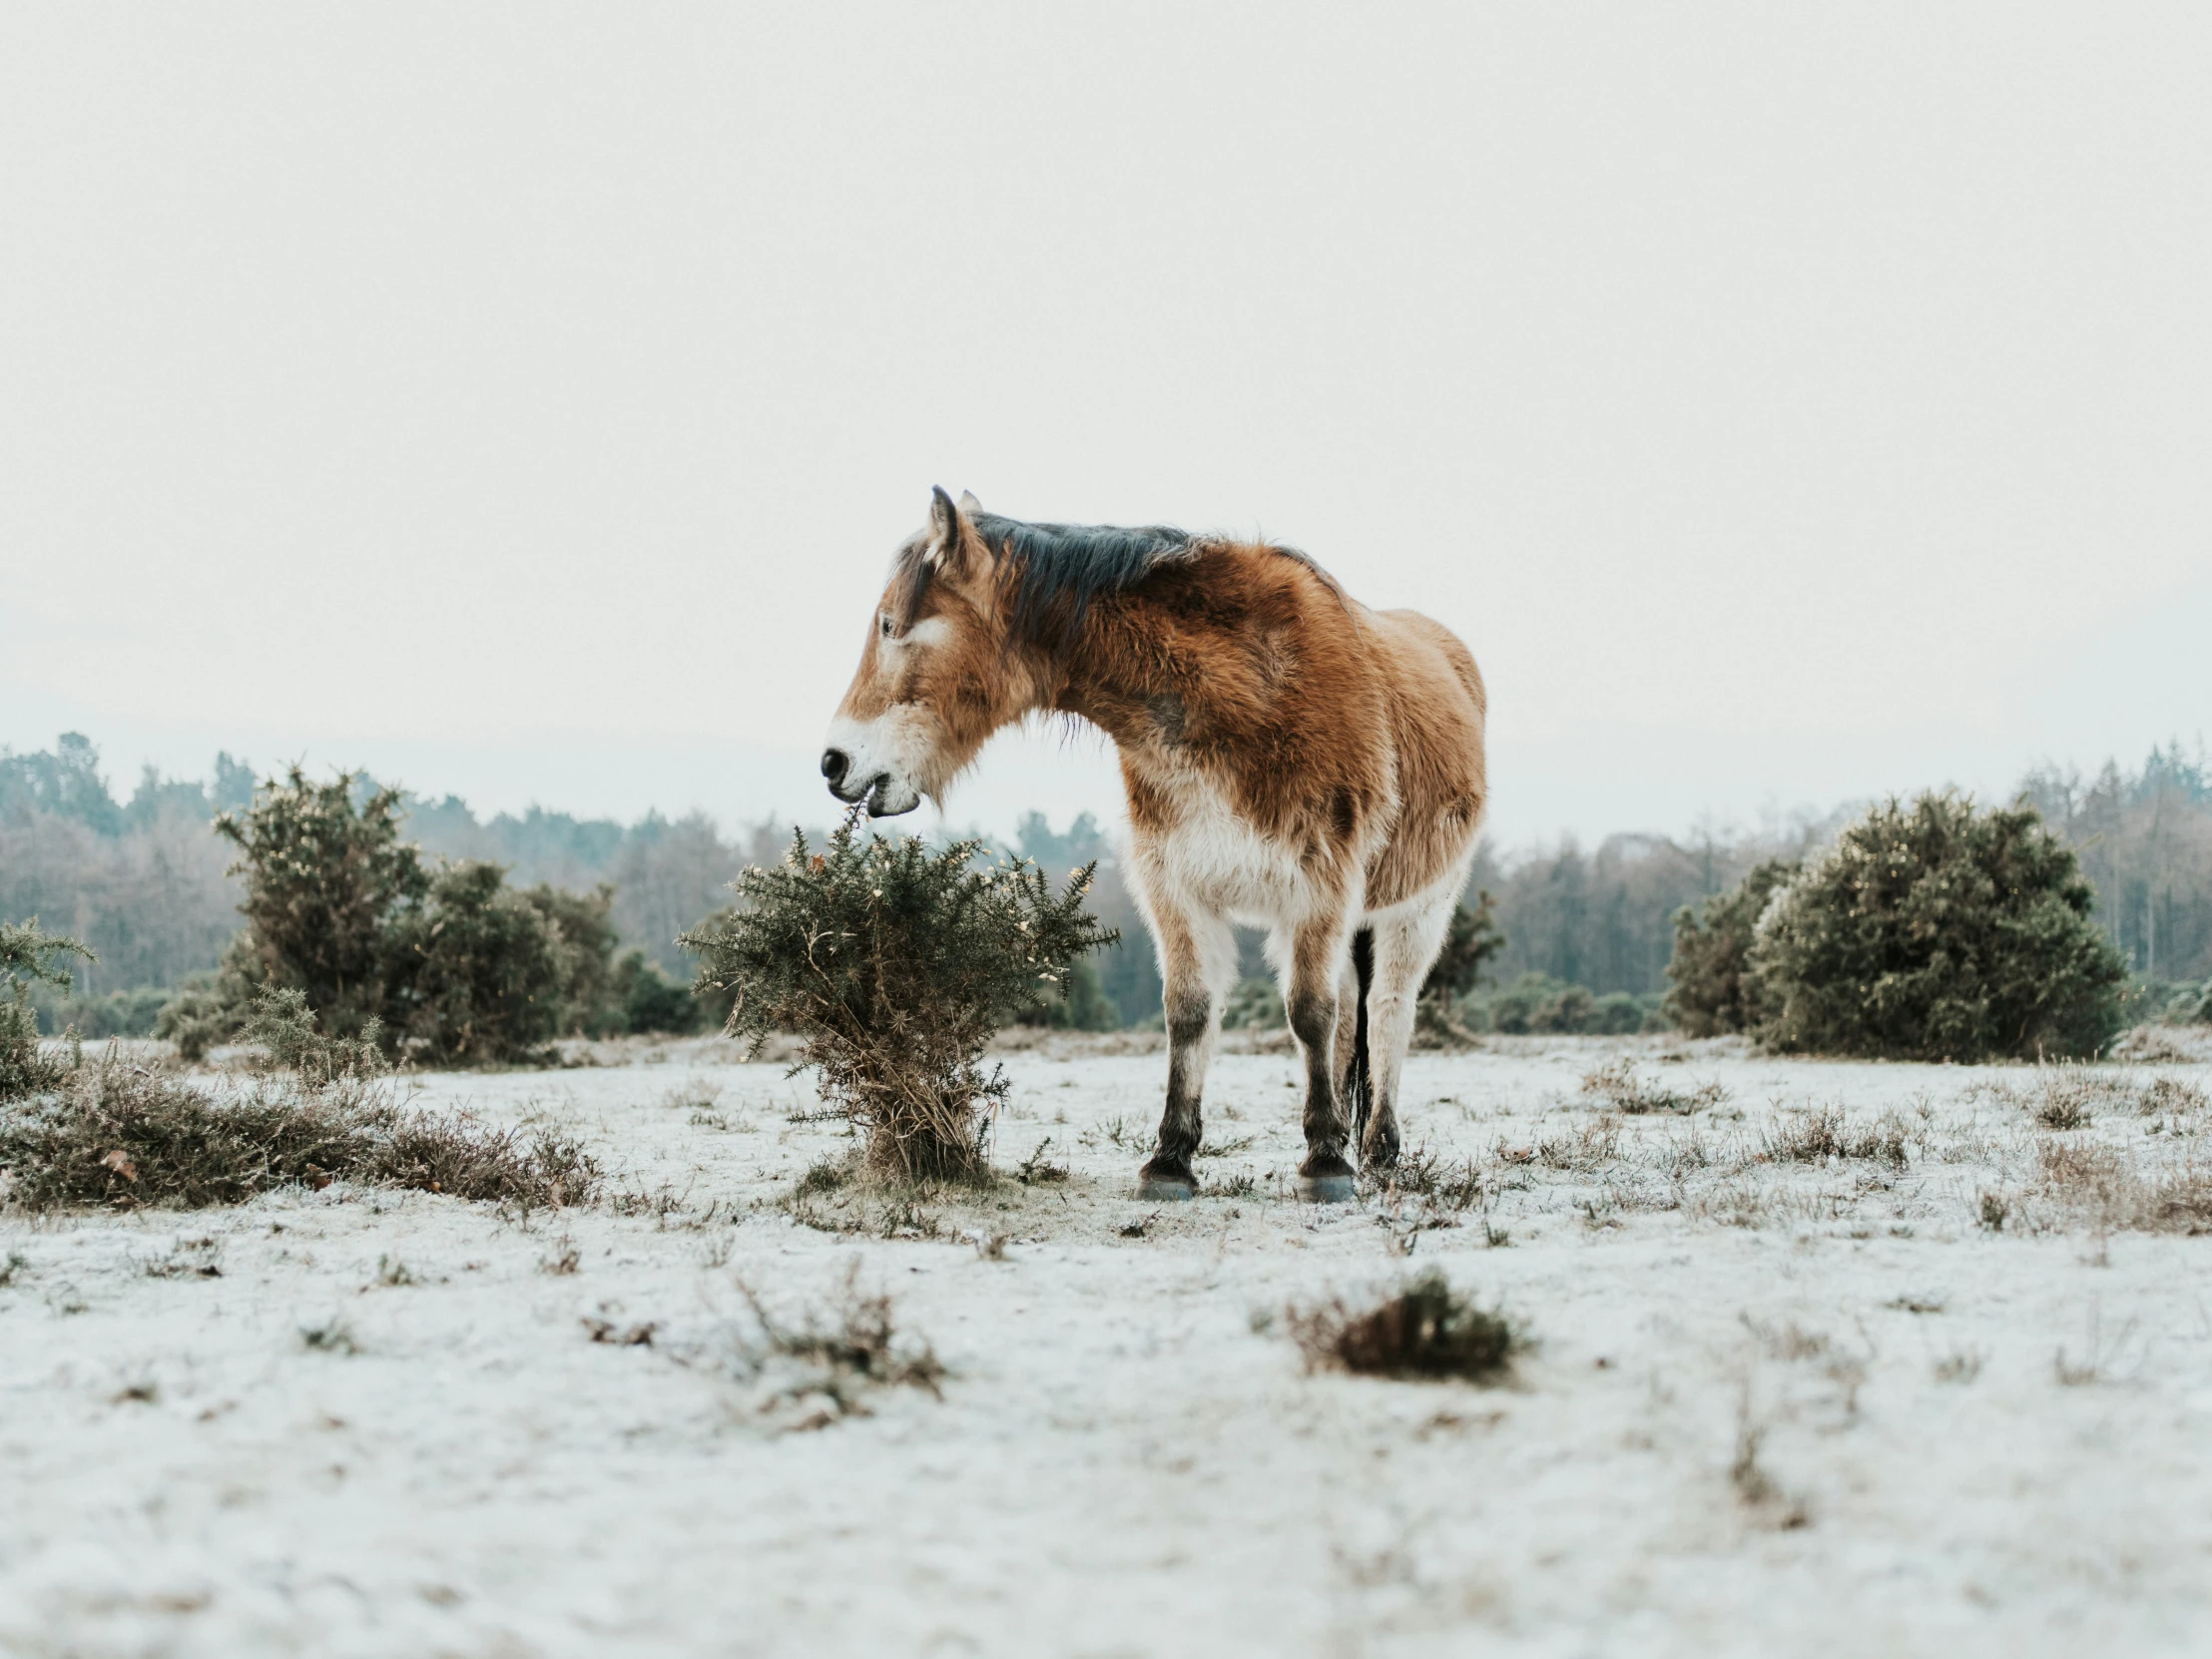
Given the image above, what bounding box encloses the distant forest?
[5,733,2208,1029]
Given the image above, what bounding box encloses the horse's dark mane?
[895,510,1325,651]
[971,513,1203,648]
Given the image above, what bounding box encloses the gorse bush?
[386,860,573,1065]
[681,820,1115,1181]
[216,768,427,1042]
[1665,858,1801,1037]
[2,920,90,1100]
[166,769,705,1062]
[1753,793,2126,1061]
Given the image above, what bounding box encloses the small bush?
[681,822,1114,1181]
[1418,892,1504,1044]
[1752,794,2126,1061]
[1481,972,1594,1035]
[1288,1269,1522,1382]
[1218,976,1282,1031]
[386,860,572,1064]
[610,949,705,1035]
[1664,859,1801,1037]
[215,768,429,1042]
[2,919,90,1101]
[29,985,169,1040]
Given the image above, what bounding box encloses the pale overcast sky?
[4,5,2207,848]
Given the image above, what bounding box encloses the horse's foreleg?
[1288,917,1357,1203]
[1360,893,1459,1172]
[1137,905,1234,1201]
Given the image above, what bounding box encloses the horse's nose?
[821,748,850,787]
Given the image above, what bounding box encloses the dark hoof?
[1296,1151,1357,1205]
[1296,1173,1356,1204]
[1137,1159,1195,1202]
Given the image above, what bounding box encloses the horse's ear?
[926,485,984,579]
[958,490,983,515]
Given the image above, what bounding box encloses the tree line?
[6,732,2209,1035]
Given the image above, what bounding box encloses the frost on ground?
[4,1032,2211,1658]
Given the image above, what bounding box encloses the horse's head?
[823,487,1028,817]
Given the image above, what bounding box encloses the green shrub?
[680,823,1114,1181]
[213,768,428,1042]
[1589,991,1648,1035]
[2,920,90,1100]
[1424,890,1504,1004]
[1664,858,1801,1037]
[172,770,636,1064]
[1023,954,1121,1032]
[387,860,572,1064]
[2177,979,2212,1025]
[517,882,622,1033]
[31,985,169,1040]
[155,977,240,1062]
[610,949,706,1035]
[1480,971,1592,1034]
[1218,976,1282,1031]
[1752,793,2127,1061]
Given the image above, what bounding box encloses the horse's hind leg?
[1360,890,1459,1172]
[1136,904,1236,1201]
[1285,916,1358,1203]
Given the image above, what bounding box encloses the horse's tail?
[1349,926,1375,1152]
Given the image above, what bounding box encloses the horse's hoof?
[1137,1158,1196,1201]
[1296,1174,1357,1204]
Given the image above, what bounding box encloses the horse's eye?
[879,614,895,639]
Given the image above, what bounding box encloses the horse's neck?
[1044,598,1202,753]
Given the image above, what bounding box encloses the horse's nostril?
[821,748,849,785]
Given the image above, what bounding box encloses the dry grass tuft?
[1761,1103,1909,1169]
[1973,1067,2204,1130]
[0,1050,595,1212]
[1288,1269,1523,1382]
[724,1261,945,1425]
[1534,1114,1623,1172]
[2032,1138,2212,1235]
[1014,1138,1070,1185]
[1579,1059,1727,1116]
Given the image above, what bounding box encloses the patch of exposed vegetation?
[718,1262,945,1428]
[1760,1104,1910,1170]
[2032,1139,2212,1235]
[1969,1067,2207,1129]
[682,819,1113,1181]
[1579,1058,1727,1115]
[0,1006,595,1211]
[1288,1269,1523,1382]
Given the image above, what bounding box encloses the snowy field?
[5,1030,2212,1659]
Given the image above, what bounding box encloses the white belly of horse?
[1142,774,1338,929]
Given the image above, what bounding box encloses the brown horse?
[825,489,1487,1202]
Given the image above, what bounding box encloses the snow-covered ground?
[5,1032,2211,1658]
